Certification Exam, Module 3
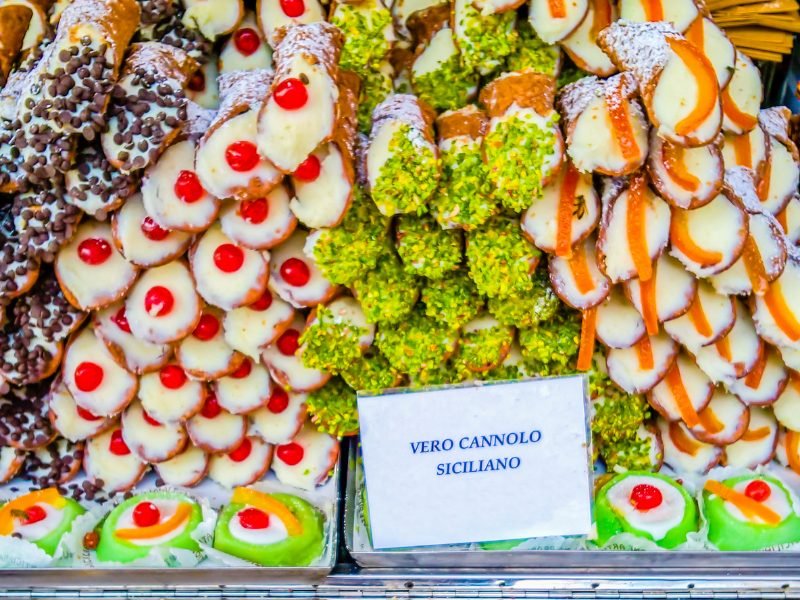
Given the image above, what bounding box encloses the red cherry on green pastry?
[75,361,104,392]
[133,501,161,527]
[225,141,260,172]
[109,429,131,456]
[276,329,300,356]
[214,243,245,273]
[77,406,102,421]
[231,358,252,379]
[112,306,132,333]
[280,258,310,287]
[745,480,771,502]
[267,388,289,413]
[250,291,273,311]
[143,410,162,427]
[629,483,662,510]
[160,365,187,390]
[140,217,170,241]
[276,442,304,466]
[20,505,46,525]
[78,238,112,265]
[233,27,261,56]
[239,197,269,224]
[188,70,205,92]
[279,0,305,16]
[193,313,220,341]
[144,286,174,317]
[274,78,308,110]
[293,155,321,182]
[238,507,270,529]
[229,438,252,462]
[201,393,222,419]
[174,170,204,203]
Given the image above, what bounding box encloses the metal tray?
[344,438,800,570]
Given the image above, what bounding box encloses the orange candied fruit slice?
[666,37,719,137]
[605,77,640,163]
[687,296,713,338]
[642,0,664,21]
[722,86,758,132]
[116,503,193,540]
[576,307,597,372]
[663,144,700,192]
[742,235,769,296]
[764,281,800,342]
[548,0,566,18]
[704,479,781,525]
[556,164,581,258]
[231,487,303,536]
[639,276,659,335]
[627,175,653,281]
[636,335,654,370]
[670,209,724,267]
[663,363,700,428]
[0,488,66,535]
[669,421,701,456]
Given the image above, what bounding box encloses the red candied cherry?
[293,155,321,182]
[174,170,204,203]
[629,484,662,511]
[230,358,252,379]
[273,78,308,111]
[267,388,289,413]
[160,365,187,390]
[188,70,205,92]
[143,410,162,427]
[280,258,310,287]
[193,313,220,341]
[279,0,305,17]
[233,27,261,56]
[77,406,102,421]
[229,438,252,462]
[745,480,771,502]
[249,291,273,311]
[144,286,174,317]
[225,141,260,173]
[239,197,269,224]
[140,217,170,241]
[276,442,304,466]
[276,329,300,356]
[201,393,222,419]
[109,429,131,456]
[132,501,161,527]
[112,306,132,333]
[238,507,270,529]
[214,243,245,273]
[75,361,104,392]
[77,238,112,265]
[20,505,47,525]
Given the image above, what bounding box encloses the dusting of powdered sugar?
[185,100,216,141]
[724,166,763,214]
[123,42,195,80]
[272,22,343,79]
[209,69,273,136]
[557,75,603,129]
[758,106,798,160]
[370,93,435,142]
[598,20,678,86]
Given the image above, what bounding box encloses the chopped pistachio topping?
[376,305,459,374]
[421,270,484,328]
[453,320,514,372]
[466,217,540,298]
[505,20,560,76]
[332,1,393,72]
[600,426,660,472]
[488,265,559,328]
[456,3,517,76]
[396,214,463,279]
[590,368,651,446]
[412,54,478,112]
[358,65,394,133]
[414,360,468,387]
[352,252,419,324]
[307,377,360,437]
[518,310,580,367]
[299,304,370,374]
[371,123,440,216]
[483,362,526,382]
[431,138,498,231]
[340,348,403,393]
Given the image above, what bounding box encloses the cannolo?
[187,392,247,453]
[598,20,722,147]
[451,314,513,373]
[186,58,219,109]
[339,347,403,391]
[548,234,611,310]
[391,0,446,39]
[619,0,698,33]
[375,304,459,374]
[663,280,735,352]
[262,314,331,392]
[0,384,57,450]
[223,288,295,360]
[299,297,375,374]
[352,252,419,324]
[596,174,671,284]
[777,194,800,245]
[0,233,40,302]
[756,107,800,216]
[12,186,82,263]
[289,70,360,229]
[366,93,439,216]
[560,0,616,77]
[176,307,245,380]
[528,0,588,44]
[450,0,516,76]
[480,71,563,212]
[153,12,214,63]
[722,407,779,469]
[121,399,188,463]
[695,299,762,385]
[395,214,462,280]
[504,20,562,76]
[154,445,209,487]
[648,353,713,424]
[728,347,789,407]
[332,0,393,73]
[721,54,761,135]
[196,70,282,202]
[257,22,343,173]
[721,123,769,179]
[0,4,33,87]
[422,270,484,329]
[752,249,800,351]
[257,0,326,48]
[249,387,307,444]
[209,435,274,488]
[220,185,297,251]
[271,425,338,490]
[0,446,25,484]
[181,0,244,41]
[213,358,273,414]
[656,417,723,474]
[518,310,580,372]
[24,438,86,486]
[102,42,198,173]
[65,145,139,219]
[270,229,339,309]
[683,15,736,91]
[220,12,272,72]
[139,363,206,423]
[687,388,749,446]
[594,286,645,349]
[48,377,114,441]
[605,332,678,394]
[83,427,147,492]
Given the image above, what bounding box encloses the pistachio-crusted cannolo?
[420,269,483,328]
[356,60,393,132]
[480,71,563,212]
[452,313,514,373]
[452,0,516,76]
[598,20,721,147]
[518,309,579,369]
[340,347,403,392]
[257,0,326,48]
[375,303,459,373]
[306,376,359,436]
[366,93,439,215]
[64,145,139,219]
[482,342,529,381]
[430,105,497,231]
[181,0,244,41]
[102,42,198,173]
[352,251,419,324]
[196,69,281,201]
[487,264,559,328]
[331,0,393,73]
[395,214,462,279]
[504,20,561,76]
[466,216,540,299]
[0,4,32,87]
[257,22,343,173]
[299,296,375,373]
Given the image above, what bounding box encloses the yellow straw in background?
[708,0,799,61]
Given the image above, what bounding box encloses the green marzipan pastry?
[455,0,518,76]
[487,266,559,328]
[299,305,370,374]
[306,377,360,437]
[421,270,484,328]
[395,214,463,279]
[370,123,440,216]
[22,498,85,556]
[376,304,459,374]
[352,252,419,325]
[340,348,402,393]
[214,494,325,566]
[466,217,541,299]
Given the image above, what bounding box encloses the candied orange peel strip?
[627,175,652,281]
[590,0,612,38]
[605,77,640,163]
[643,0,664,21]
[556,164,580,258]
[663,144,700,192]
[640,277,659,335]
[666,38,719,136]
[787,430,800,475]
[670,210,724,267]
[704,479,781,525]
[685,15,704,50]
[757,157,772,202]
[577,307,597,372]
[232,487,303,535]
[687,297,713,338]
[731,133,753,169]
[744,349,767,389]
[636,335,654,370]
[722,86,758,132]
[764,281,800,342]
[664,363,700,428]
[669,421,701,456]
[0,488,66,536]
[569,245,596,295]
[697,404,724,434]
[742,236,769,296]
[548,0,566,18]
[116,503,192,540]
[741,426,771,441]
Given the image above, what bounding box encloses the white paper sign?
[357,376,593,549]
